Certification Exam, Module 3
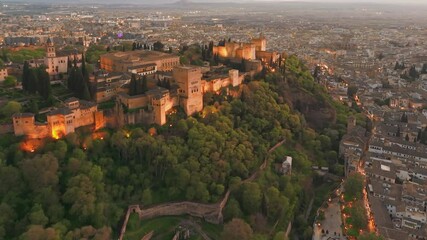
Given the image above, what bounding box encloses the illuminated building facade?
[13,97,103,139]
[100,50,179,73]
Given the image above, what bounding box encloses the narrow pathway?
[118,139,286,240]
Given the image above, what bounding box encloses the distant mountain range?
[3,0,427,5]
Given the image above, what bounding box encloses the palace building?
[117,66,244,126]
[13,97,104,139]
[100,50,180,73]
[13,35,275,138]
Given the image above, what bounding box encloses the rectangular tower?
[173,66,203,116]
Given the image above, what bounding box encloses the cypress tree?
[28,69,38,94]
[401,113,408,123]
[409,65,419,79]
[22,61,30,92]
[29,100,39,115]
[82,82,91,100]
[165,79,171,90]
[36,66,49,97]
[421,128,427,144]
[201,47,206,61]
[81,54,87,75]
[81,54,92,99]
[422,63,427,74]
[75,68,85,98]
[1,49,8,62]
[45,77,52,100]
[313,65,321,79]
[136,76,143,95]
[67,67,76,92]
[208,41,214,59]
[67,57,72,73]
[129,74,137,95]
[394,61,400,70]
[142,76,148,93]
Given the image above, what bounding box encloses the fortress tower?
[229,69,240,87]
[46,38,56,58]
[152,94,168,126]
[251,34,267,52]
[173,66,203,116]
[13,113,36,136]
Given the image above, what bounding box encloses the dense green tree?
[348,201,368,230]
[153,41,164,51]
[67,66,76,91]
[265,186,289,221]
[29,204,49,226]
[142,189,152,205]
[223,197,243,221]
[344,173,364,201]
[273,232,287,240]
[21,154,59,191]
[63,174,96,221]
[347,85,358,98]
[35,66,52,100]
[3,75,17,87]
[0,101,22,117]
[82,82,91,100]
[358,232,384,240]
[29,100,39,115]
[240,182,262,214]
[0,53,357,239]
[28,69,39,94]
[19,225,60,240]
[221,218,253,240]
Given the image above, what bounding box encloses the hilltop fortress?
[213,34,279,67]
[13,35,279,139]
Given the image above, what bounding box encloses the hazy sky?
[100,0,422,2]
[109,0,424,3]
[6,0,427,4]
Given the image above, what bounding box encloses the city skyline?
[4,0,427,5]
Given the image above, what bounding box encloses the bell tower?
[347,115,356,133]
[46,37,56,58]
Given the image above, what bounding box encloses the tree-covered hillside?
[0,56,357,239]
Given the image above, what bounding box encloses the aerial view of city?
[0,0,426,239]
